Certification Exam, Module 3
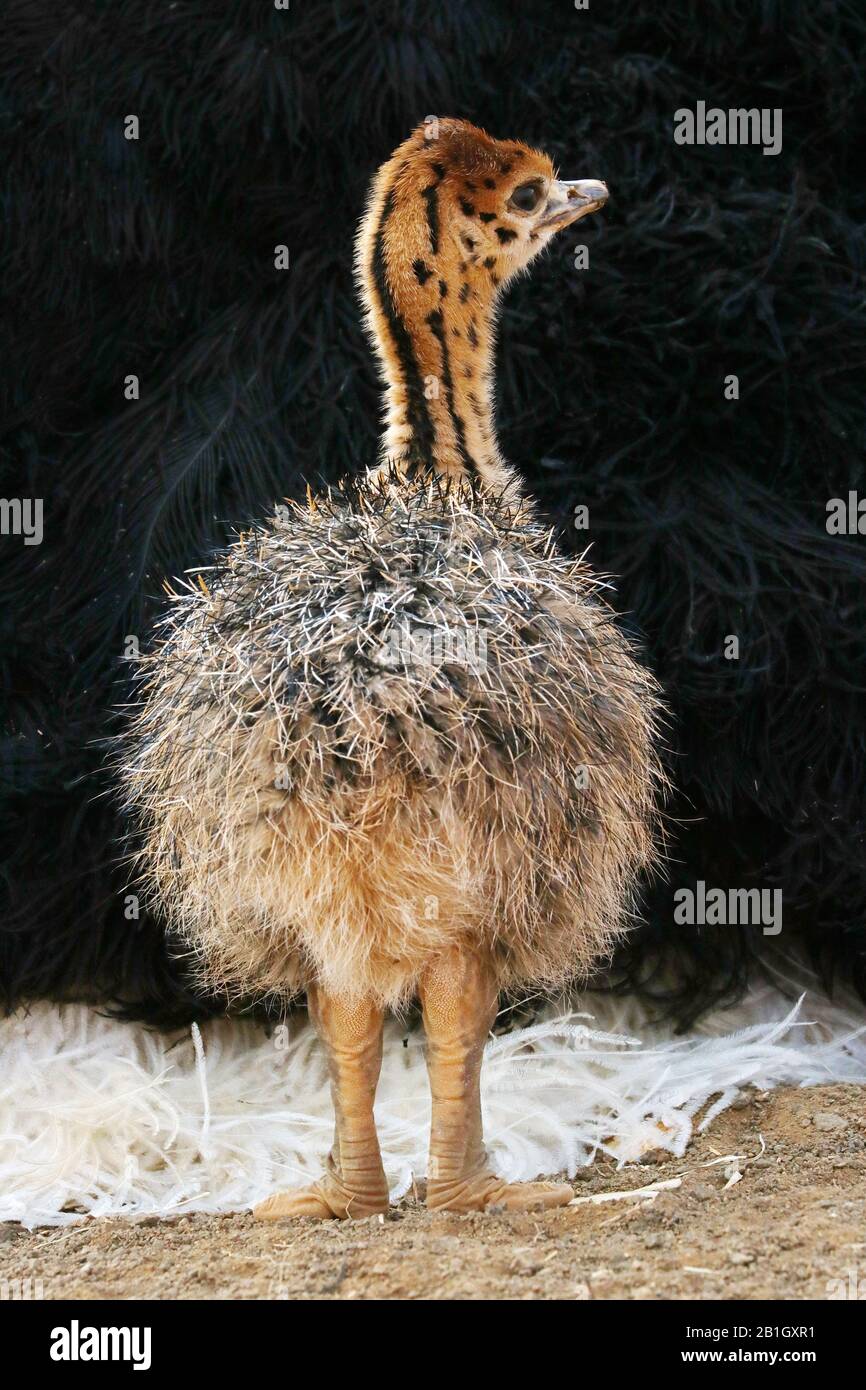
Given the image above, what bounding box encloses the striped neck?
[356,154,521,500]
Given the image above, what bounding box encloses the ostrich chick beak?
[538,179,609,232]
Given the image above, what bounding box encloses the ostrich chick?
[122,120,665,1218]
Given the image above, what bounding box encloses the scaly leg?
[419,947,573,1213]
[253,984,390,1220]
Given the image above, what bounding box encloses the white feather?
[2,964,865,1228]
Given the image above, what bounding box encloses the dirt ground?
[3,1082,865,1301]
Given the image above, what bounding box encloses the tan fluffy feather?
[121,477,665,1008]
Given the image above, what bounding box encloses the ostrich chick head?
[356,117,608,495]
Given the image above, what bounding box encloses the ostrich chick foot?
[253,984,389,1221]
[419,946,573,1215]
[253,1154,389,1221]
[426,1169,573,1214]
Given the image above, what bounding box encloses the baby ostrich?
[122,119,664,1219]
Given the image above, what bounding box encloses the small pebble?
[813,1112,846,1132]
[729,1251,754,1266]
[690,1182,715,1201]
[640,1148,669,1166]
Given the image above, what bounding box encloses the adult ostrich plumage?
[120,120,665,1218]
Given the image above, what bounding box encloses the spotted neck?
[356,154,521,500]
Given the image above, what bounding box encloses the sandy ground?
[3,1082,865,1301]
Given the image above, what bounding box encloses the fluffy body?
[121,476,663,1008]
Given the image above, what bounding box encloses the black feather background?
[1,0,864,1026]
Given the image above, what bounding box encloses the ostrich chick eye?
[508,180,544,213]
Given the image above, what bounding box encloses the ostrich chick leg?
[419,947,574,1213]
[254,985,390,1220]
